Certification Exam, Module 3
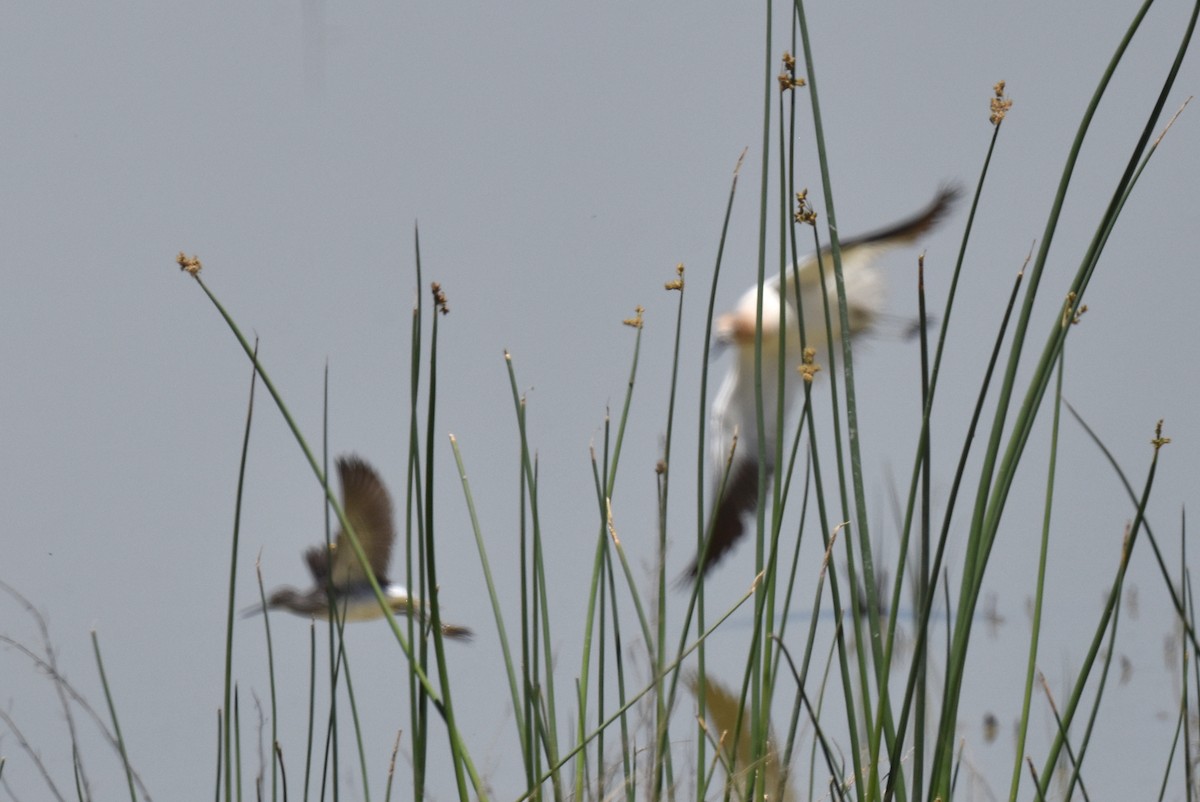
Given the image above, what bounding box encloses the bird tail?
[440,623,474,641]
[240,602,267,619]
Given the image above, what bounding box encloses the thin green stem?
[223,341,258,802]
[90,632,137,802]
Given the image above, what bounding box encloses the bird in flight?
[247,455,472,640]
[686,187,960,579]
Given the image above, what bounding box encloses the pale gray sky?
[2,2,1198,799]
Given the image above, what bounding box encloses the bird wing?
[690,320,786,578]
[689,449,761,578]
[329,456,396,587]
[689,187,959,581]
[304,544,332,584]
[774,186,960,340]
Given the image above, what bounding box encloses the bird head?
[715,285,787,355]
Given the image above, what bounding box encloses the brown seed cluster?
[1152,419,1171,450]
[623,305,644,329]
[778,51,807,92]
[176,252,202,275]
[990,80,1013,126]
[797,346,822,383]
[431,282,449,315]
[794,189,818,226]
[664,263,685,291]
[1061,291,1087,328]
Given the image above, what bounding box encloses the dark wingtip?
[336,453,368,471]
[677,459,760,586]
[927,183,963,224]
[905,183,963,240]
[304,544,332,583]
[934,182,964,205]
[673,561,701,592]
[850,184,963,248]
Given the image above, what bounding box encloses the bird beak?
[710,313,736,358]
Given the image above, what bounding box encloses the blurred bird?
[246,455,472,640]
[686,187,959,579]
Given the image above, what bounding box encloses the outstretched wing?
[688,187,959,582]
[328,455,395,587]
[774,185,960,342]
[688,330,783,579]
[304,544,332,584]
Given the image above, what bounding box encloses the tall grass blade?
[90,631,137,802]
[1007,344,1065,800]
[1036,422,1168,795]
[223,340,258,802]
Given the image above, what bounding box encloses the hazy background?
[3,2,1198,798]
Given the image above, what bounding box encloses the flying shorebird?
[247,455,472,640]
[686,187,960,579]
